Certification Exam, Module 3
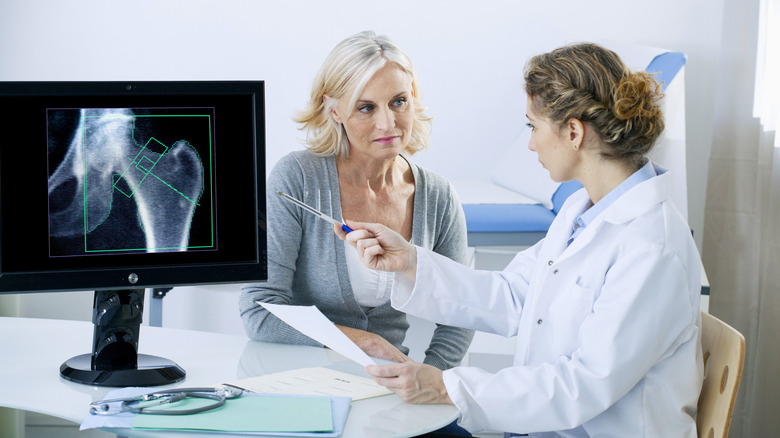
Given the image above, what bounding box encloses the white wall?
[1,0,725,333]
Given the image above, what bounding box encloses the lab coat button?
[537,319,543,325]
[553,269,559,274]
[547,260,554,266]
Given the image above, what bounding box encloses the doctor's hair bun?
[609,71,664,156]
[524,42,665,166]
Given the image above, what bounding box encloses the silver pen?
[276,191,354,232]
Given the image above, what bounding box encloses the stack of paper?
[224,366,392,401]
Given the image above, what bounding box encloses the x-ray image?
[47,108,215,257]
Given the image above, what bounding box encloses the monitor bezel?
[0,80,268,294]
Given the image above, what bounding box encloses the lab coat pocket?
[548,282,597,355]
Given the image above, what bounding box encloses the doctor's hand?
[334,220,417,281]
[336,325,411,364]
[365,361,454,405]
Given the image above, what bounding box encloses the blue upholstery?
[551,181,583,214]
[463,203,555,233]
[645,52,687,92]
[462,181,583,235]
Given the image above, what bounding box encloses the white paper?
[225,366,391,401]
[258,302,376,367]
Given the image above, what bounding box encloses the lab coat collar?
[601,162,670,225]
[546,162,671,260]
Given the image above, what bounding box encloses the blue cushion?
[645,52,687,92]
[463,181,582,233]
[552,180,583,214]
[462,203,556,233]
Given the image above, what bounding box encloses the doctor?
[337,43,703,437]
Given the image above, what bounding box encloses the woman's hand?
[365,361,453,405]
[334,220,418,281]
[336,325,411,364]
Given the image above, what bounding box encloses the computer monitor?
[0,81,267,386]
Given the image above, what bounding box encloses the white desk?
[0,317,458,438]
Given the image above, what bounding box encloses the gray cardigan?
[240,150,474,370]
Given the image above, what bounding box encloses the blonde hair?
[294,31,432,159]
[524,43,664,167]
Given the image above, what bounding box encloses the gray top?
[240,150,474,370]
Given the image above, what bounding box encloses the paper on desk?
[258,302,376,367]
[225,366,392,401]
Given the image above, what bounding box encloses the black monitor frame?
[0,81,267,386]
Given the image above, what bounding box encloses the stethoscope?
[90,386,244,416]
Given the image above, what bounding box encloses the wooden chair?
[697,311,746,438]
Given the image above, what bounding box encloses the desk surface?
[0,317,458,438]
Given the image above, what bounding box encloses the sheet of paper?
[225,366,392,401]
[131,395,332,433]
[258,302,376,367]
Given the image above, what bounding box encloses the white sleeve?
[390,246,532,336]
[442,247,699,434]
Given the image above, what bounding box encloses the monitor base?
[60,353,186,387]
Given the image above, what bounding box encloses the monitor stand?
[59,289,186,387]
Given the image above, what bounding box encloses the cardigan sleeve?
[417,170,475,370]
[238,153,322,347]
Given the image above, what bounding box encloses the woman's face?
[332,64,414,162]
[526,98,578,182]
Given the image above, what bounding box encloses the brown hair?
[524,43,664,167]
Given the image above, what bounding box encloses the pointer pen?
[276,191,354,233]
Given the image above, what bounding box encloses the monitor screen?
[0,81,267,386]
[0,81,267,292]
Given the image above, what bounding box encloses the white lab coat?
[392,164,703,437]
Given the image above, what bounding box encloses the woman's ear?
[323,95,343,124]
[568,118,585,150]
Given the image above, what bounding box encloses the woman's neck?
[337,155,410,193]
[579,158,639,204]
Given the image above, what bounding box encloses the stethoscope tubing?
[90,386,242,416]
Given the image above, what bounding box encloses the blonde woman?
[240,31,474,373]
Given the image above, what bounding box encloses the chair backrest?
[697,311,746,438]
